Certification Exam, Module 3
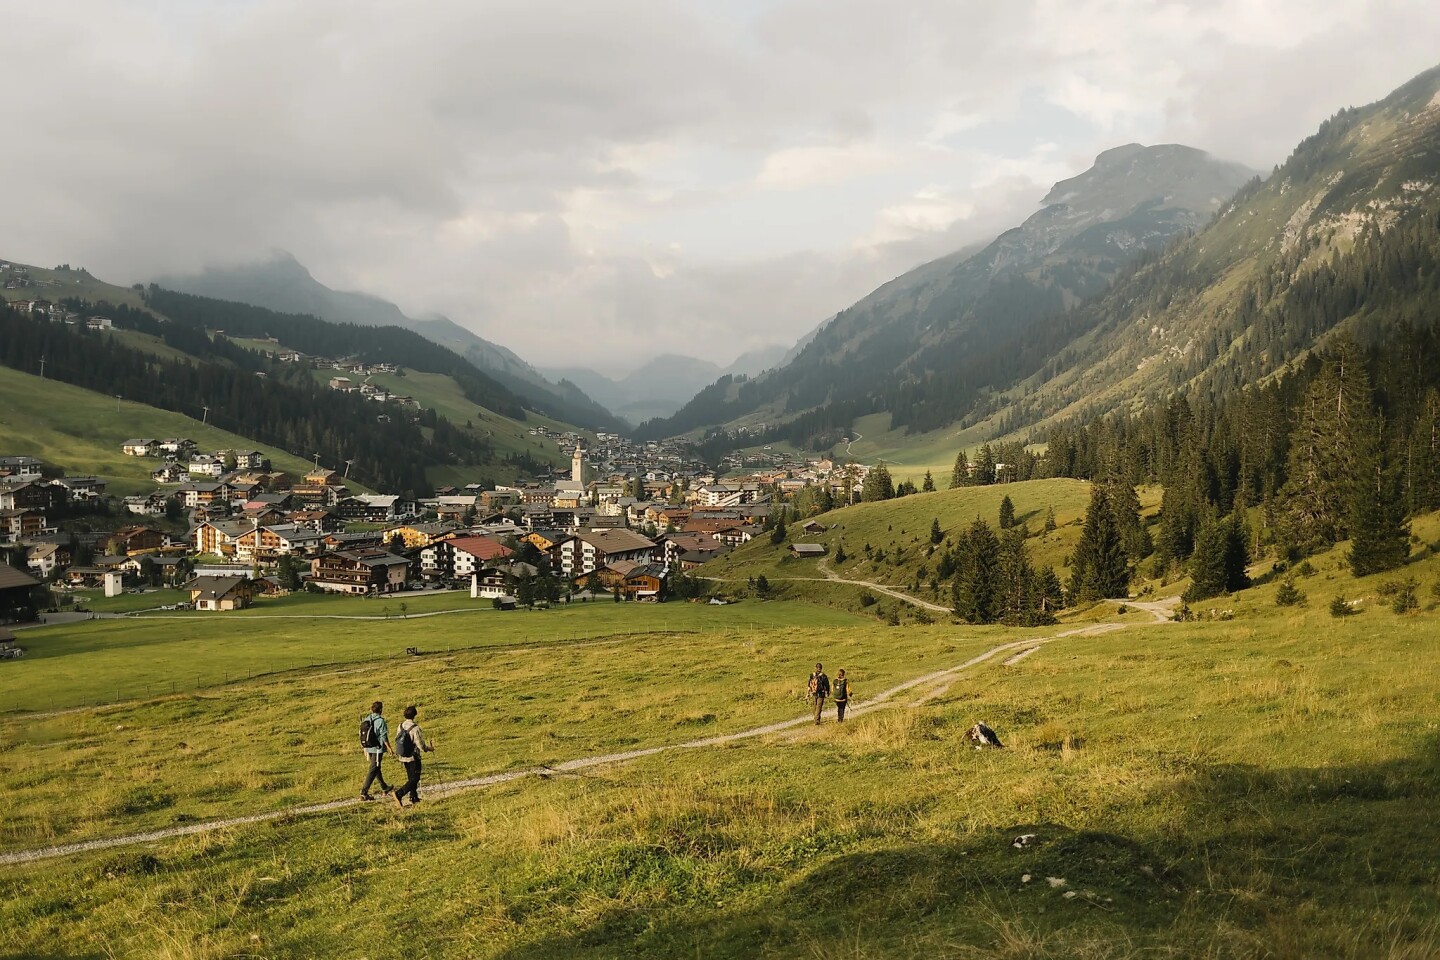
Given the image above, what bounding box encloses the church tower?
[572,446,585,484]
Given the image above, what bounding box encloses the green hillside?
[4,517,1440,956]
[703,479,1134,615]
[0,365,321,496]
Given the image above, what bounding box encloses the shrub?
[1329,595,1353,618]
[1297,560,1316,577]
[1275,580,1306,607]
[858,591,878,608]
[1391,578,1419,614]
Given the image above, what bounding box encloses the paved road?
[0,598,1179,867]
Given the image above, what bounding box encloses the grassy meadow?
[0,365,319,496]
[1,542,1438,956]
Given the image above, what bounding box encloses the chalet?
[0,456,44,481]
[0,509,52,542]
[800,520,828,535]
[420,535,512,582]
[175,482,236,508]
[304,470,345,488]
[520,530,562,553]
[384,522,461,550]
[151,463,188,484]
[124,494,170,516]
[289,483,347,507]
[239,504,287,527]
[433,496,479,523]
[158,438,196,457]
[328,376,355,391]
[122,439,160,457]
[677,549,723,571]
[26,542,71,578]
[695,483,763,507]
[235,524,326,564]
[192,520,251,557]
[224,450,266,470]
[553,528,658,578]
[309,549,411,595]
[621,563,668,601]
[188,455,224,479]
[336,494,411,523]
[105,525,166,555]
[552,481,586,509]
[232,471,293,492]
[714,525,761,548]
[789,543,827,558]
[287,508,345,533]
[56,476,106,500]
[85,316,113,330]
[0,481,64,512]
[0,564,41,622]
[470,560,539,599]
[657,531,725,567]
[189,576,259,612]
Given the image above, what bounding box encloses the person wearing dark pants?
[808,662,830,725]
[360,701,393,800]
[393,705,434,808]
[833,669,851,722]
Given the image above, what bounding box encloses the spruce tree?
[951,518,1000,623]
[929,517,944,544]
[1043,506,1056,534]
[950,449,970,488]
[1347,438,1410,577]
[998,495,1016,530]
[862,462,894,502]
[995,527,1037,625]
[974,443,997,486]
[1069,484,1129,601]
[922,470,936,493]
[1184,512,1250,601]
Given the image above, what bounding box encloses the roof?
[330,549,410,567]
[790,543,827,555]
[190,576,251,601]
[122,438,158,446]
[577,528,657,554]
[0,565,40,590]
[444,535,513,561]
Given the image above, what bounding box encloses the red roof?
[446,535,513,561]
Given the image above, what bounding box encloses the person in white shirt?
[393,704,434,808]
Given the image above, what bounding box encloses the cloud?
[1,0,1438,374]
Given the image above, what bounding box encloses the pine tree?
[1069,485,1130,601]
[862,462,895,502]
[995,527,1038,625]
[1185,512,1251,601]
[930,517,944,544]
[1043,505,1056,534]
[974,443,997,486]
[951,518,1000,623]
[998,495,1016,530]
[770,518,787,545]
[922,470,936,493]
[1347,435,1410,577]
[950,449,970,488]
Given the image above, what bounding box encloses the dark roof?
[0,565,40,590]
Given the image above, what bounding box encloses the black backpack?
[395,725,414,760]
[360,715,380,750]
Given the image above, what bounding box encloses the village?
[0,431,870,626]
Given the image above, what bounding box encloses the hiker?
[808,662,830,725]
[833,668,851,722]
[393,705,434,808]
[360,700,394,800]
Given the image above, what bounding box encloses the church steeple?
[572,446,585,484]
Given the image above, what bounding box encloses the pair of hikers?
[808,663,851,724]
[360,700,434,808]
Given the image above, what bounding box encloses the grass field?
[704,478,1143,613]
[0,365,321,496]
[2,527,1438,956]
[3,598,867,712]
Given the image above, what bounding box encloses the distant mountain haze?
[156,253,625,433]
[637,142,1257,442]
[543,346,789,424]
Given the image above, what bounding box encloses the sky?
[5,1,1440,376]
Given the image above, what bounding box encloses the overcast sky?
[6,1,1440,375]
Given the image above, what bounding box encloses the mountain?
[158,253,625,433]
[636,143,1256,443]
[957,64,1440,441]
[543,346,789,425]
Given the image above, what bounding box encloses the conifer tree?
[929,517,944,544]
[951,518,1000,623]
[1184,511,1250,601]
[1043,505,1056,534]
[995,527,1035,624]
[950,449,970,488]
[998,494,1016,530]
[1347,437,1410,576]
[862,462,894,502]
[974,443,997,486]
[1069,484,1130,601]
[922,470,936,493]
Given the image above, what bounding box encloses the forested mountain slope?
[638,143,1254,443]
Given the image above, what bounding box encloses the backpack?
[360,715,380,750]
[395,724,415,760]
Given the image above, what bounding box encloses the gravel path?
[0,598,1177,868]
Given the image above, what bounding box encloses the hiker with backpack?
[359,701,394,801]
[808,662,830,725]
[833,668,852,722]
[392,704,434,808]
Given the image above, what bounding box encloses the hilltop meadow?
[2,499,1439,957]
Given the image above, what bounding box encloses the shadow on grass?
[494,736,1440,959]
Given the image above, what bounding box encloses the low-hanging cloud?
[4,0,1439,374]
